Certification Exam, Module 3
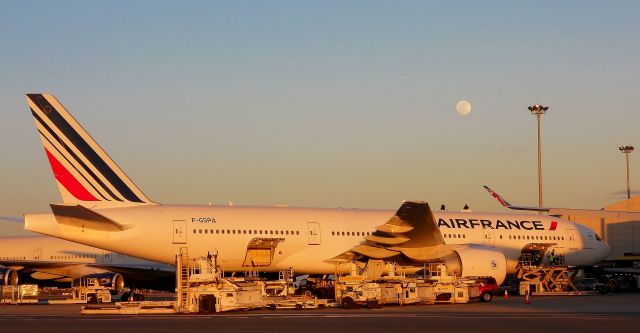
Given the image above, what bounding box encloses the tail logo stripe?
[32,109,119,201]
[37,128,110,201]
[45,149,98,201]
[28,94,143,203]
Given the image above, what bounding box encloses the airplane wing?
[330,201,459,263]
[483,185,640,219]
[0,216,24,223]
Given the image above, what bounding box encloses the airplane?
[483,185,640,220]
[21,94,611,286]
[0,220,174,292]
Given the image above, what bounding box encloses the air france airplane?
[22,94,610,285]
[0,233,174,291]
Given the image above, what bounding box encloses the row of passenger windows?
[50,254,98,259]
[444,234,466,239]
[331,231,372,236]
[440,234,566,241]
[1,254,116,261]
[506,235,566,241]
[192,228,570,243]
[194,229,301,236]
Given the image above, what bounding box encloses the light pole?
[528,104,549,212]
[619,145,634,199]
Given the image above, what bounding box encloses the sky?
[1,1,640,236]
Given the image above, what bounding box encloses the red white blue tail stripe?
[26,94,154,206]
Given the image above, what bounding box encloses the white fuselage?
[0,236,172,280]
[25,205,611,276]
[0,235,170,268]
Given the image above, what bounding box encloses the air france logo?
[438,218,558,231]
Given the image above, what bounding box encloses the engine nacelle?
[442,246,507,285]
[72,273,125,293]
[0,267,19,286]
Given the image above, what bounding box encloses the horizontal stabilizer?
[50,204,131,231]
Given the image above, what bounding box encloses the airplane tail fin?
[483,185,548,212]
[482,186,511,207]
[26,94,155,207]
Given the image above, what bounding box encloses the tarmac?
[1,293,639,333]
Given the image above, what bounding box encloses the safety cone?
[524,293,531,304]
[504,290,509,299]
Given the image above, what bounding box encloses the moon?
[456,100,472,116]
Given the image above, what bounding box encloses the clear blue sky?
[1,1,639,236]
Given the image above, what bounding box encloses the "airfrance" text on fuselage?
[438,218,546,230]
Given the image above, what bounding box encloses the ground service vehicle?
[465,276,498,302]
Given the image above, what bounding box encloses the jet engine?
[442,246,507,285]
[0,267,19,286]
[72,273,125,293]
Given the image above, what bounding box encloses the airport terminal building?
[556,197,640,259]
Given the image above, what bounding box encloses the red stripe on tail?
[45,149,98,201]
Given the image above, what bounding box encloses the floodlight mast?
[619,145,635,199]
[528,104,549,213]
